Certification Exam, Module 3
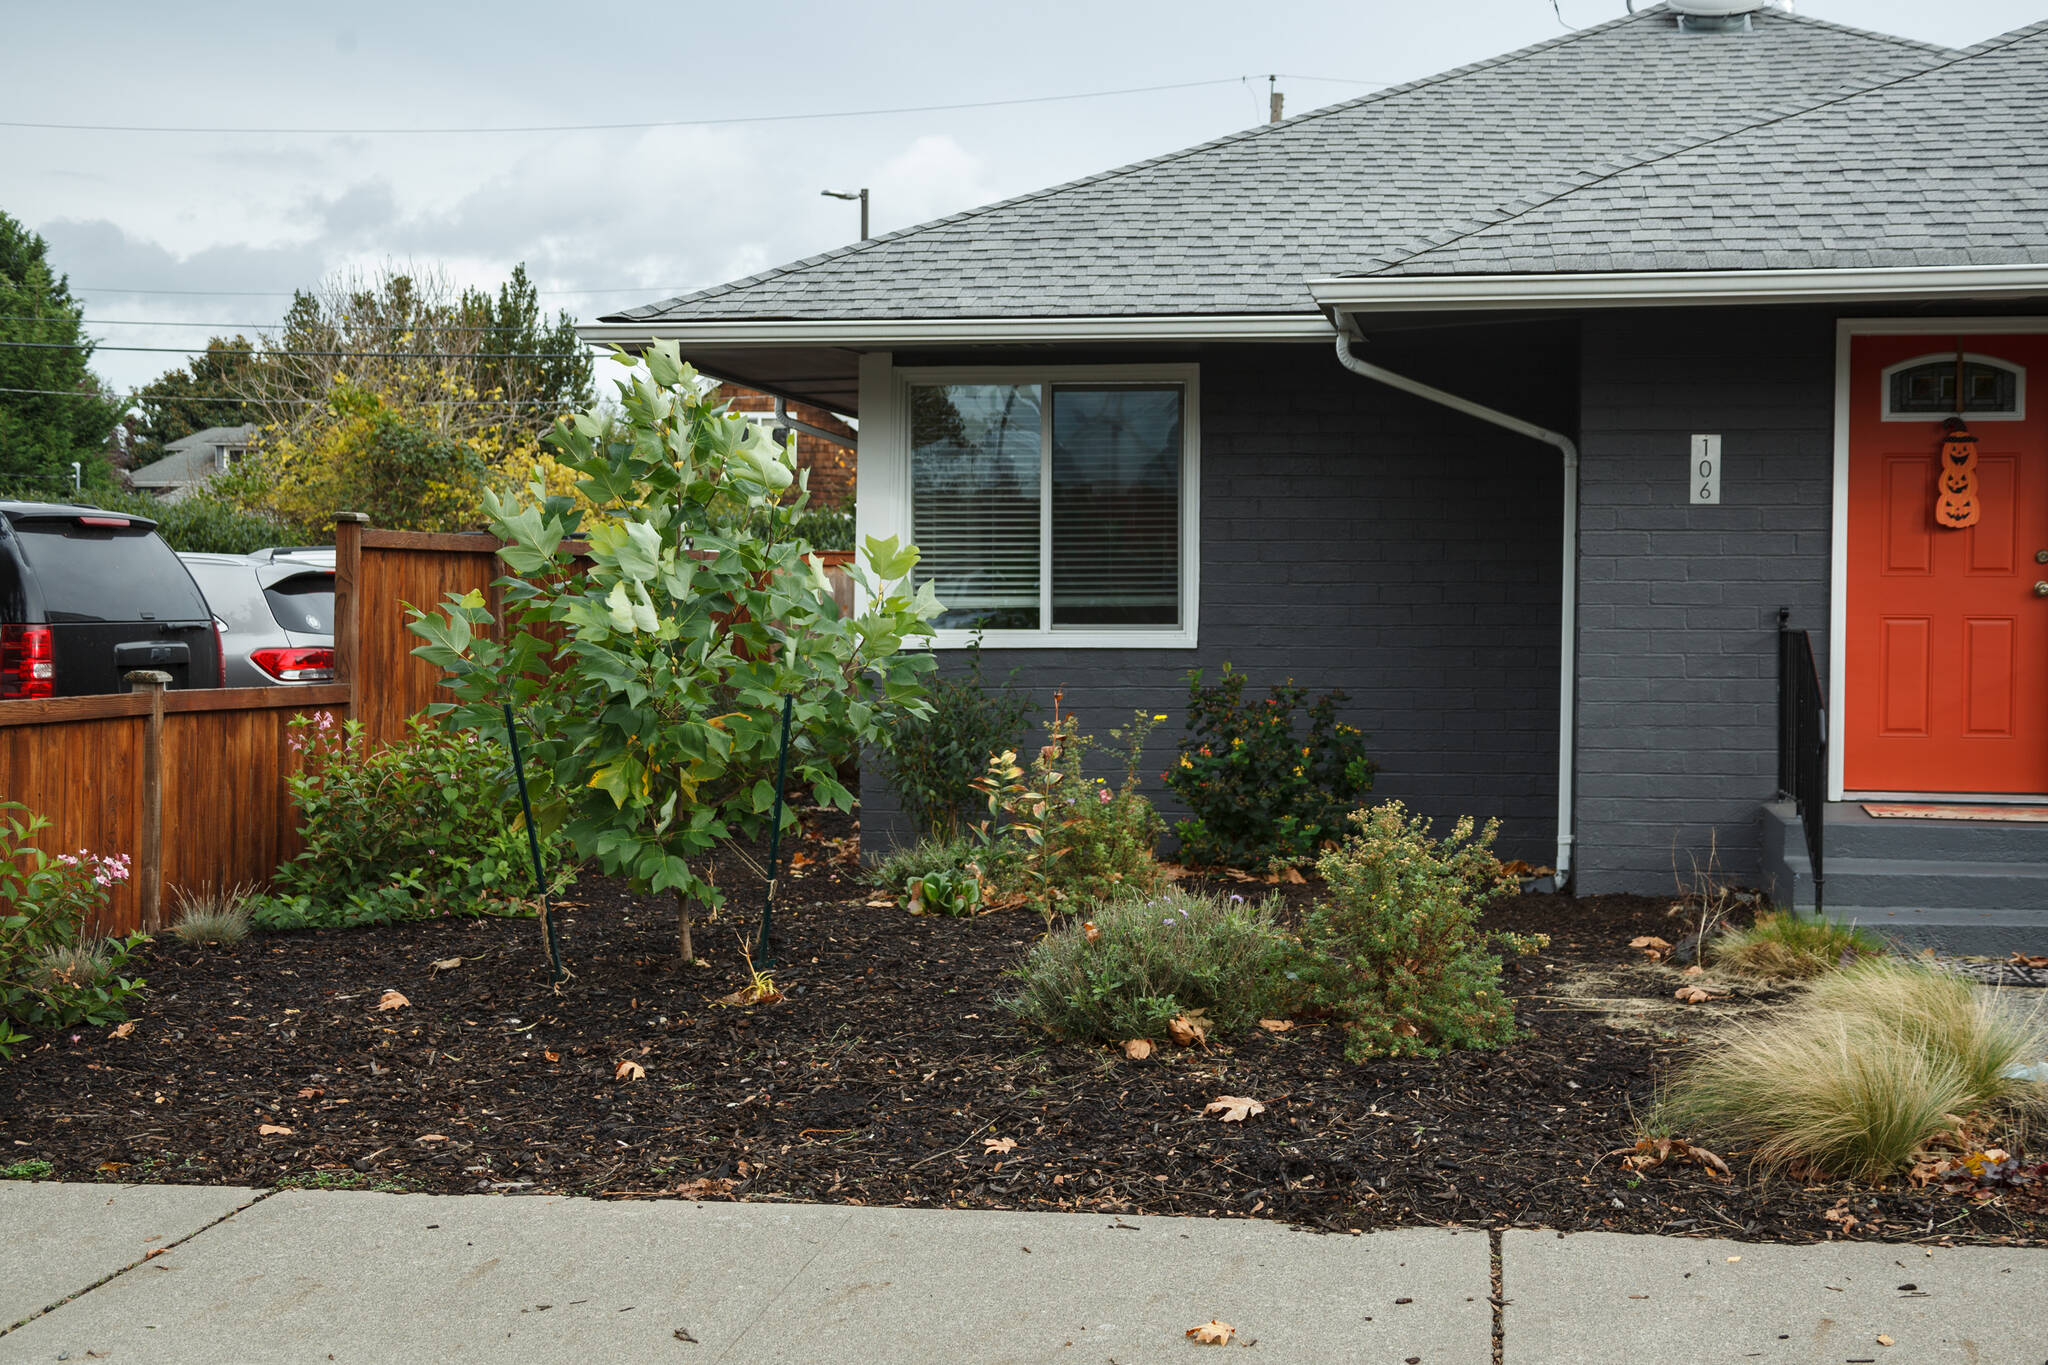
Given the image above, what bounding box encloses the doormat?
[1862,803,2048,822]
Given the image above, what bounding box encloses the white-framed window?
[882,363,1200,649]
[1880,352,2026,421]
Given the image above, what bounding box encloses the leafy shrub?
[880,642,1036,841]
[0,804,147,1058]
[1003,889,1290,1044]
[743,501,853,552]
[1712,911,1886,981]
[0,1159,52,1179]
[1290,802,1544,1060]
[975,707,1166,919]
[870,838,1006,916]
[1658,959,2048,1179]
[254,711,565,931]
[1165,666,1377,871]
[171,885,254,946]
[0,483,318,555]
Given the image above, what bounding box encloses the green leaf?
[863,533,920,581]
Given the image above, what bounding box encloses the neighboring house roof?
[601,5,1972,327]
[129,424,254,490]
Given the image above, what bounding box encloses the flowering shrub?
[1164,666,1377,872]
[974,704,1165,920]
[1288,802,1544,1060]
[1002,888,1290,1044]
[253,711,568,931]
[0,803,146,1058]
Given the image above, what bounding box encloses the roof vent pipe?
[1670,0,1767,30]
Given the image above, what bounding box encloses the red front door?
[1844,333,2048,795]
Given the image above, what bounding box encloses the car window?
[12,520,209,623]
[263,573,334,633]
[182,559,268,633]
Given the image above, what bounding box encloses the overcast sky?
[8,0,2043,394]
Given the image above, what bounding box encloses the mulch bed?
[3,809,2040,1246]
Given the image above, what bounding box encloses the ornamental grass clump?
[170,886,254,946]
[1292,802,1545,1060]
[1659,959,2048,1180]
[1002,888,1290,1045]
[1712,910,1886,981]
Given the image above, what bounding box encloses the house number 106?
[1689,434,1722,506]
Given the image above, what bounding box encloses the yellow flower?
[1153,713,1168,721]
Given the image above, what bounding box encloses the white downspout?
[1334,332,1579,881]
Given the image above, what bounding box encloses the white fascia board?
[576,314,1335,349]
[1310,263,2048,314]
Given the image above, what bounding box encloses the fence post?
[125,669,171,932]
[333,514,366,708]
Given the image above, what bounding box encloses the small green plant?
[254,710,568,930]
[870,836,1007,916]
[974,704,1165,920]
[1289,802,1545,1060]
[879,641,1037,841]
[171,885,254,945]
[0,804,148,1058]
[1165,666,1377,872]
[1003,888,1290,1044]
[0,1159,53,1179]
[1658,959,2048,1179]
[1713,911,1886,981]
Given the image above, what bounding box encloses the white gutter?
[577,313,1336,349]
[1311,263,2048,314]
[1334,333,1578,881]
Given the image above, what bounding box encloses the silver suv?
[178,548,335,687]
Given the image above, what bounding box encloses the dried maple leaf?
[107,1021,136,1040]
[297,1086,325,1100]
[1391,1019,1420,1038]
[1082,920,1101,944]
[1204,1096,1265,1123]
[1257,1019,1295,1033]
[1681,964,1705,977]
[615,1059,646,1082]
[1630,936,1673,962]
[257,1124,293,1136]
[983,1137,1018,1155]
[1281,866,1307,884]
[2009,953,2048,969]
[1168,1009,1210,1047]
[376,990,410,1011]
[1186,1320,1236,1346]
[1674,986,1716,1004]
[1122,1039,1155,1061]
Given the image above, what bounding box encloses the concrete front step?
[1759,801,2048,933]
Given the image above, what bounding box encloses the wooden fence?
[2,517,857,933]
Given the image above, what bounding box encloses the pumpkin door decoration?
[1935,419,1982,530]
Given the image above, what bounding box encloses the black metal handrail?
[1776,608,1826,914]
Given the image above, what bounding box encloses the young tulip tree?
[410,342,938,963]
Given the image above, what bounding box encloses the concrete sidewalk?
[0,1183,2040,1364]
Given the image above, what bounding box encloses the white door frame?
[1830,317,2048,800]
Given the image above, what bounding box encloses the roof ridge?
[1364,18,2042,278]
[603,9,1662,321]
[1770,5,1954,57]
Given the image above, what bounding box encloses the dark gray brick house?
[586,3,2048,949]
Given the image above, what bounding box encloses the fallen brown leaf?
[674,1177,736,1199]
[1257,1018,1295,1033]
[257,1124,293,1136]
[2009,953,2048,969]
[543,1050,559,1063]
[107,1021,135,1040]
[1876,1334,1895,1347]
[983,1137,1018,1155]
[1083,920,1101,944]
[864,897,896,909]
[1168,1011,1209,1047]
[1391,1019,1420,1038]
[429,957,462,973]
[376,990,410,1011]
[1281,866,1307,884]
[1681,964,1704,977]
[1674,986,1716,1004]
[1630,935,1673,962]
[1204,1095,1265,1123]
[1186,1320,1236,1346]
[614,1059,645,1082]
[296,1086,324,1100]
[417,1134,449,1143]
[1122,1039,1155,1061]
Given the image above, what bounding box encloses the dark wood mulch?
[2,810,2039,1245]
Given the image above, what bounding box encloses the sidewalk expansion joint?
[1489,1226,1505,1365]
[0,1185,280,1338]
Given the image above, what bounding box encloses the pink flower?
[1098,788,1113,804]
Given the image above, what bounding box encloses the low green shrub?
[1712,911,1886,981]
[0,803,147,1058]
[975,707,1166,919]
[1290,802,1545,1060]
[1165,666,1377,872]
[253,711,566,931]
[879,642,1037,841]
[869,838,1006,916]
[743,500,853,552]
[1003,888,1290,1044]
[171,885,254,946]
[0,483,319,555]
[1657,959,2048,1179]
[0,1159,52,1180]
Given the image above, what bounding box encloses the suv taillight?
[0,625,55,699]
[250,646,334,682]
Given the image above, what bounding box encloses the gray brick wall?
[862,336,1570,865]
[1573,307,1836,893]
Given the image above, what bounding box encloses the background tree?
[0,210,122,492]
[129,336,261,465]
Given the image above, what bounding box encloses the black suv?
[0,501,224,698]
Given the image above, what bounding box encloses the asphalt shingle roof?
[605,6,1983,324]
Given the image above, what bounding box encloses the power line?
[67,284,691,298]
[0,384,574,408]
[0,340,589,359]
[0,316,583,334]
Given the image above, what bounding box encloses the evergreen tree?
[129,336,261,466]
[0,211,123,491]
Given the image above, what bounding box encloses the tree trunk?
[674,889,694,963]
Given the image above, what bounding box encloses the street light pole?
[821,187,869,240]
